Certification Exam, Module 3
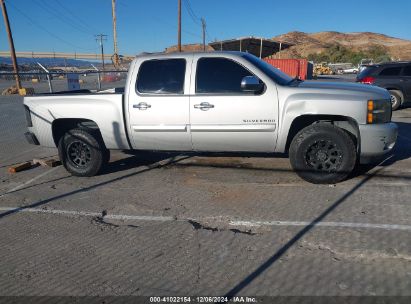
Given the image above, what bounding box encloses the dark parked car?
[356,61,411,110]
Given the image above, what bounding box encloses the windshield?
[241,53,294,85]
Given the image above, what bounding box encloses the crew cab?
[23,52,398,184]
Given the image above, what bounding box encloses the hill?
[165,43,214,53]
[273,31,411,61]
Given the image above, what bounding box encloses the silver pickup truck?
[23,52,398,184]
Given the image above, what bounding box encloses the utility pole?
[177,0,181,52]
[201,18,206,52]
[278,41,282,59]
[111,0,120,68]
[1,0,21,90]
[95,34,107,70]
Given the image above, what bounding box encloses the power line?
[183,0,213,44]
[32,0,88,34]
[7,1,97,51]
[183,0,201,26]
[32,0,94,36]
[151,14,201,38]
[54,0,99,33]
[117,0,202,43]
[117,0,129,9]
[113,0,202,40]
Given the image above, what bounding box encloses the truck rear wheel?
[289,123,357,184]
[58,128,109,177]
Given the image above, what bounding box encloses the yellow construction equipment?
[313,62,334,76]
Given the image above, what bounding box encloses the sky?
[1,0,411,56]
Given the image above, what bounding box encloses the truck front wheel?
[289,123,357,184]
[58,128,109,177]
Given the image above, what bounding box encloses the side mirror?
[241,76,263,92]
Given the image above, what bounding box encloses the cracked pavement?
[0,94,410,297]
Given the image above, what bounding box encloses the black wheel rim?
[305,140,343,172]
[67,141,92,168]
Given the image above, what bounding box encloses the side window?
[196,58,254,93]
[136,59,186,94]
[379,66,402,76]
[403,66,411,77]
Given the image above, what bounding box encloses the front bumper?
[359,122,398,164]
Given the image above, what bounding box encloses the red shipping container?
[264,58,309,80]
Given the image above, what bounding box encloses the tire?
[389,90,402,111]
[289,123,357,184]
[58,128,108,177]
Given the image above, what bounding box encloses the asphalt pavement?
[0,77,410,300]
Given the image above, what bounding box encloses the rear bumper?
[24,131,40,145]
[359,122,398,164]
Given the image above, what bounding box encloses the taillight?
[358,76,375,85]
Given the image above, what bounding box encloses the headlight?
[367,99,391,124]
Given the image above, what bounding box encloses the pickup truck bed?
[24,92,130,150]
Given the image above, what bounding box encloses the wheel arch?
[52,118,103,147]
[285,115,360,154]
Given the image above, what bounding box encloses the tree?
[307,44,390,64]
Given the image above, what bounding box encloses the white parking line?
[0,207,174,221]
[1,206,410,231]
[0,167,60,197]
[229,220,411,231]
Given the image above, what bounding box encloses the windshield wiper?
[289,77,303,85]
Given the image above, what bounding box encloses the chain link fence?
[0,70,128,95]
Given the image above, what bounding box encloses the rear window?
[357,66,377,79]
[136,59,186,94]
[379,66,402,76]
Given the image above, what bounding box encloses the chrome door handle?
[194,102,214,111]
[133,102,151,110]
